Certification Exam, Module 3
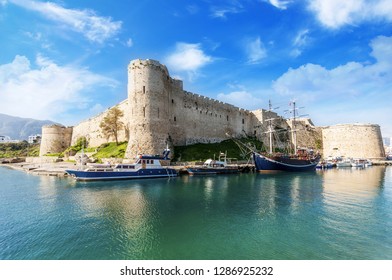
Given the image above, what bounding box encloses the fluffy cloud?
[217,91,264,110]
[274,36,392,97]
[165,43,212,80]
[308,0,392,29]
[245,37,267,64]
[0,55,118,122]
[272,35,392,134]
[10,0,121,43]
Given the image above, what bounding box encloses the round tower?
[322,123,385,159]
[125,59,172,158]
[39,124,73,156]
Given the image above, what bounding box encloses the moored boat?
[351,158,366,168]
[316,160,334,169]
[254,152,319,172]
[186,152,240,175]
[66,149,177,181]
[336,158,352,168]
[252,101,320,172]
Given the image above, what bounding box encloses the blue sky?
[0,0,391,137]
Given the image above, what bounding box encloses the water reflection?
[28,167,391,259]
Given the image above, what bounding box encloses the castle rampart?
[322,123,385,159]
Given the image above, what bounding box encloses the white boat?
[351,158,366,168]
[186,152,240,175]
[66,148,177,181]
[336,158,352,168]
[365,159,373,167]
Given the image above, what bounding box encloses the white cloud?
[10,0,121,43]
[290,29,310,57]
[245,37,267,64]
[293,29,309,47]
[217,91,263,110]
[210,3,243,19]
[272,35,392,135]
[126,38,133,47]
[267,0,292,10]
[211,7,241,19]
[308,0,392,29]
[0,55,118,122]
[165,43,212,80]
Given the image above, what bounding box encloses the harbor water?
[1,166,391,260]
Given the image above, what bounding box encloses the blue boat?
[253,152,319,172]
[66,149,177,181]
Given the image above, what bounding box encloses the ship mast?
[268,100,273,154]
[292,101,297,154]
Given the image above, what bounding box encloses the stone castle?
[39,59,385,160]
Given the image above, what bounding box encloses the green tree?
[99,107,124,145]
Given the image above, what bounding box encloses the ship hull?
[253,152,319,172]
[186,167,239,176]
[66,168,177,181]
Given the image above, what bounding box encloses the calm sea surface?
[0,166,391,260]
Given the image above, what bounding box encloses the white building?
[28,134,41,144]
[0,135,19,143]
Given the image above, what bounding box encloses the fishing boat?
[351,158,366,168]
[66,148,177,181]
[253,101,320,172]
[186,152,239,175]
[336,157,352,168]
[316,160,334,169]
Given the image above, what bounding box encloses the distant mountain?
[0,113,59,140]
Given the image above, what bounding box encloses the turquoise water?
[0,166,391,260]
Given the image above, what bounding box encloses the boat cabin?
[203,159,226,168]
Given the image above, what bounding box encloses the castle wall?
[39,125,73,156]
[322,124,385,159]
[39,58,383,161]
[125,59,265,158]
[71,100,129,147]
[170,91,257,145]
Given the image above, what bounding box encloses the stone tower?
[125,59,173,158]
[322,123,385,159]
[39,124,73,156]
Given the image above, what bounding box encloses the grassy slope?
[173,138,262,162]
[92,142,128,159]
